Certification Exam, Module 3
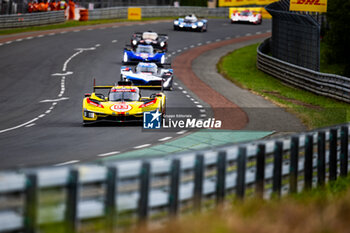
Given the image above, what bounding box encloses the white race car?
[120,62,173,90]
[231,10,262,25]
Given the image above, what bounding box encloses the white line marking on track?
[5,41,12,44]
[190,45,195,48]
[174,82,178,85]
[97,151,120,157]
[45,110,51,114]
[200,109,206,113]
[206,41,211,44]
[87,28,93,31]
[172,52,176,55]
[112,40,118,43]
[158,137,172,142]
[26,36,33,40]
[54,160,80,166]
[0,118,38,134]
[176,130,187,135]
[38,114,45,118]
[216,39,221,42]
[16,39,23,42]
[196,105,203,108]
[60,31,67,34]
[52,71,73,76]
[95,44,101,47]
[37,35,44,38]
[186,94,191,98]
[134,144,151,149]
[200,114,207,117]
[246,33,252,36]
[182,90,187,94]
[183,47,188,50]
[197,43,202,46]
[177,49,182,52]
[225,36,231,39]
[194,101,199,104]
[49,33,55,36]
[0,43,3,46]
[25,123,36,128]
[190,98,195,101]
[178,86,183,90]
[256,31,261,34]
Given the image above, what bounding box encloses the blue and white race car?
[120,62,173,90]
[122,44,166,65]
[173,14,208,32]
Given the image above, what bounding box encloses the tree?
[324,0,350,77]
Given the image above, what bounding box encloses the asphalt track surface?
[0,19,273,170]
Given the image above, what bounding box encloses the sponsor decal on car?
[110,104,132,112]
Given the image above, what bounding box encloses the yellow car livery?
[82,81,166,124]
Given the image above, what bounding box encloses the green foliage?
[323,0,350,77]
[180,0,207,7]
[217,43,350,129]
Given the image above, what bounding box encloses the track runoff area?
[0,18,275,169]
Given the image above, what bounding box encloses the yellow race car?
[82,81,166,124]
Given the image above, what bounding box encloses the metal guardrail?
[257,38,350,103]
[88,6,228,20]
[0,123,349,232]
[0,7,227,29]
[0,11,65,29]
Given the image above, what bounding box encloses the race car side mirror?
[85,93,91,97]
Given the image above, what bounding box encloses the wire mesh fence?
[265,0,320,71]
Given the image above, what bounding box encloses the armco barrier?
[88,6,228,20]
[0,7,227,29]
[0,11,65,29]
[257,38,350,103]
[0,123,349,232]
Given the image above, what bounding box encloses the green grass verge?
[217,43,350,129]
[0,17,178,35]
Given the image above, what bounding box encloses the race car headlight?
[192,25,197,29]
[174,20,179,25]
[197,22,203,27]
[179,24,184,27]
[84,111,95,118]
[160,41,165,47]
[160,55,165,64]
[132,40,137,46]
[139,99,157,108]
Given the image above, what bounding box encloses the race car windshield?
[241,11,252,16]
[142,32,158,40]
[136,46,153,54]
[109,91,139,102]
[136,65,157,74]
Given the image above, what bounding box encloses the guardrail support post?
[138,161,151,224]
[236,147,246,200]
[340,126,349,177]
[255,144,265,198]
[317,131,326,187]
[24,173,38,233]
[329,129,338,181]
[273,141,283,198]
[290,136,299,194]
[169,159,180,217]
[105,166,118,232]
[216,151,227,205]
[193,154,204,212]
[304,135,313,190]
[65,169,79,233]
